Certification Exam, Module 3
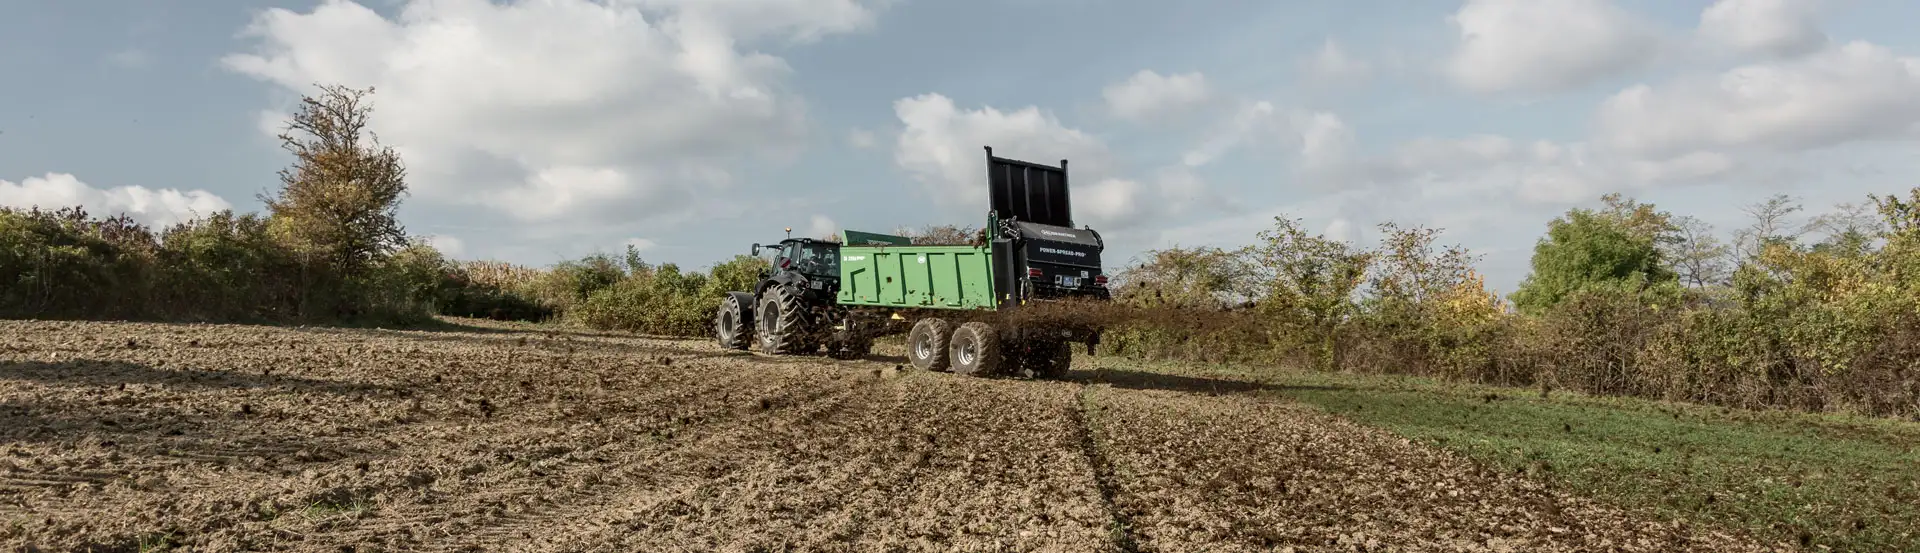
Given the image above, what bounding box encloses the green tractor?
[713,146,1113,377]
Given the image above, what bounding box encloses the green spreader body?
[835,238,999,310]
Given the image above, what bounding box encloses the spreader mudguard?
[991,238,1017,309]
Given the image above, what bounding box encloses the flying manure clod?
[713,146,1113,378]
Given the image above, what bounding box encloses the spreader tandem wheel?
[948,321,1003,377]
[907,318,952,372]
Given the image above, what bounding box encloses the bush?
[0,206,436,324]
[0,207,158,318]
[524,253,628,312]
[1092,188,1920,419]
[567,254,769,337]
[153,210,302,320]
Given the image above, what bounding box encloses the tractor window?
[771,241,838,277]
[793,242,839,277]
[776,243,798,268]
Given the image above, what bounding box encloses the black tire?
[756,285,813,355]
[1001,339,1029,375]
[907,318,952,371]
[1031,340,1072,379]
[715,293,752,350]
[949,321,1003,377]
[825,329,872,360]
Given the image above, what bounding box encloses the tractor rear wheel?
[907,318,952,372]
[1030,339,1073,379]
[715,294,752,350]
[949,322,1003,377]
[756,285,813,354]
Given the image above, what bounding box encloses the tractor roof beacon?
[713,146,1113,378]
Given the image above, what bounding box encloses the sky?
[5,0,1920,295]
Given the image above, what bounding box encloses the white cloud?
[1595,41,1920,161]
[624,237,659,252]
[1075,178,1145,224]
[1302,38,1370,85]
[847,128,878,149]
[1180,103,1352,172]
[426,234,465,257]
[1698,0,1828,58]
[222,0,888,227]
[1151,166,1214,213]
[1102,70,1212,124]
[1443,0,1662,94]
[627,0,884,44]
[1266,38,1920,222]
[1297,111,1354,173]
[892,93,1209,229]
[893,93,1111,207]
[0,173,232,228]
[807,214,838,238]
[1317,39,1920,212]
[1323,217,1359,244]
[1181,101,1276,167]
[1294,132,1751,216]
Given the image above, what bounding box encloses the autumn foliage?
[1104,189,1920,418]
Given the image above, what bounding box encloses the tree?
[262,84,409,278]
[1511,200,1680,314]
[1804,201,1884,255]
[892,224,983,245]
[1597,193,1681,247]
[1365,221,1480,309]
[1248,216,1373,369]
[1666,215,1731,289]
[1869,186,1920,287]
[1733,194,1804,261]
[1873,187,1920,236]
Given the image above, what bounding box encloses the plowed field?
[0,320,1795,552]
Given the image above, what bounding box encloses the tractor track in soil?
[1,319,1799,552]
[1069,385,1141,553]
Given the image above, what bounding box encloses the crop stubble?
[0,320,1789,552]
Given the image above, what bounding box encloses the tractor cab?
[767,239,840,278]
[751,237,841,302]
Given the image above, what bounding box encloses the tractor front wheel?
[715,293,752,350]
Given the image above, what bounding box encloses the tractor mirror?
[751,243,762,256]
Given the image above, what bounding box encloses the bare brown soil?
[0,319,1793,552]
